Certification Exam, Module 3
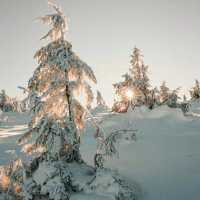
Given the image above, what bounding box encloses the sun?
[125,88,134,100]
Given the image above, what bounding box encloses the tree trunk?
[65,70,81,162]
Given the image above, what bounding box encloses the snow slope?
[1,103,200,200]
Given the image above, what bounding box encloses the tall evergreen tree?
[130,47,151,104]
[0,2,97,199]
[20,1,97,161]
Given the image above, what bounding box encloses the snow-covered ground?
[82,105,200,200]
[0,112,29,165]
[1,103,200,200]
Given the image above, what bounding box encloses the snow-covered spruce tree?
[0,90,17,112]
[159,82,181,108]
[167,88,181,108]
[146,87,159,109]
[180,94,190,114]
[159,81,170,104]
[1,1,96,198]
[0,2,137,200]
[130,47,151,105]
[0,90,6,111]
[190,79,200,100]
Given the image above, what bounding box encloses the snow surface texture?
[1,102,200,199]
[82,103,200,200]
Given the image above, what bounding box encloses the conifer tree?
[0,90,17,112]
[0,90,7,111]
[180,94,190,114]
[147,87,159,109]
[167,88,181,108]
[159,81,170,104]
[159,82,181,108]
[130,47,151,105]
[190,79,200,100]
[0,2,97,199]
[19,1,97,161]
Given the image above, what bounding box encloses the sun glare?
[125,89,134,100]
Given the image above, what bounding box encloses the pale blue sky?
[0,0,200,104]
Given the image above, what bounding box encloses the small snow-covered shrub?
[85,168,137,200]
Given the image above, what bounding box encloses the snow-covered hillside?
[1,102,200,200]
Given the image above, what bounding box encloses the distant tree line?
[0,89,27,112]
[112,47,199,114]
